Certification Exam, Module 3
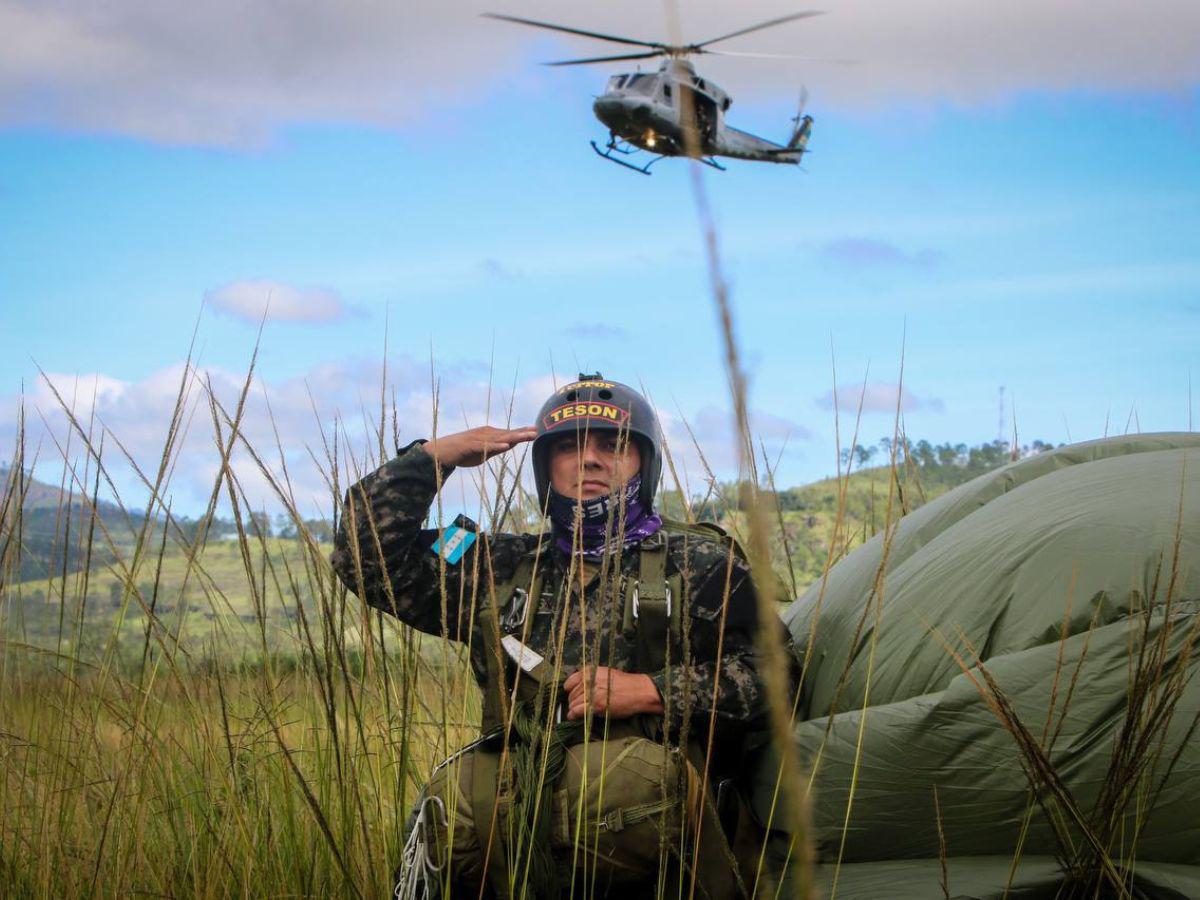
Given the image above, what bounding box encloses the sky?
[1,0,1198,518]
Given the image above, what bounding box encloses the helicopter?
[485,11,842,175]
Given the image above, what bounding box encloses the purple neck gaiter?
[547,474,663,560]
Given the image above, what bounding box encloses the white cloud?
[820,237,940,269]
[205,279,348,323]
[660,404,813,483]
[815,382,945,415]
[0,1,1195,146]
[2,357,471,517]
[477,258,521,280]
[561,323,631,340]
[1,360,812,517]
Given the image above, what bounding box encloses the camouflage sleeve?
[649,556,774,735]
[330,441,522,641]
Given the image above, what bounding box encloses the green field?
[2,667,477,896]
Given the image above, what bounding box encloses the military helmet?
[531,372,663,510]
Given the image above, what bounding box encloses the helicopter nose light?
[646,131,657,148]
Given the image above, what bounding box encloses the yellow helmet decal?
[542,401,629,429]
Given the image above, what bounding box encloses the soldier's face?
[548,431,642,501]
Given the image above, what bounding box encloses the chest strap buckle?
[630,583,672,619]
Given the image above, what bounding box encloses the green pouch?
[549,733,687,883]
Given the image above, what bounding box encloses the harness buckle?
[501,587,528,632]
[630,585,671,619]
[598,809,626,833]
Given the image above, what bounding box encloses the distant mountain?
[1,465,130,516]
[1,465,133,584]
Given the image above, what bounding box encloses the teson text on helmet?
[543,402,630,429]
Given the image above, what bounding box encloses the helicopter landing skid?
[591,139,661,175]
[590,139,726,174]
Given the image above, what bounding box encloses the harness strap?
[478,600,511,739]
[480,553,545,734]
[596,795,678,833]
[628,534,683,674]
[470,732,510,897]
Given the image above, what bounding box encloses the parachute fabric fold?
[751,434,1200,898]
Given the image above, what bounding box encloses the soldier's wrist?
[639,673,665,714]
[412,439,455,477]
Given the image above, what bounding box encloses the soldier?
[332,374,785,898]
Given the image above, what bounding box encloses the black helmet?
[531,372,663,510]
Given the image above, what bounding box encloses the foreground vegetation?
[2,666,478,897]
[0,412,1039,898]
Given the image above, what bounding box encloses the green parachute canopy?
[751,433,1200,898]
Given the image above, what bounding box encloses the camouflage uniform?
[331,441,776,759]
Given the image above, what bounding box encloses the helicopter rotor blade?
[794,86,810,123]
[704,49,856,63]
[690,11,826,51]
[482,13,667,50]
[543,50,667,67]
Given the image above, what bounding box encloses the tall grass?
[0,315,832,898]
[0,355,486,897]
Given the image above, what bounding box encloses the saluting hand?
[564,665,665,721]
[422,426,538,468]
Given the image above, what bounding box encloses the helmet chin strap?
[547,474,663,559]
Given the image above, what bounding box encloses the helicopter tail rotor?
[792,86,810,127]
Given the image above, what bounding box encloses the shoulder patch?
[430,515,477,565]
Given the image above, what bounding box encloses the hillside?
[6,535,333,665]
[2,439,1045,663]
[0,464,138,582]
[666,438,1050,591]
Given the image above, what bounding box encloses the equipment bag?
[415,727,740,899]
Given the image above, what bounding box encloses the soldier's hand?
[564,665,664,721]
[422,426,537,468]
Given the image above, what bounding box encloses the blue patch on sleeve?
[431,525,476,565]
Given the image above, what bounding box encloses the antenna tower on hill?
[997,386,1006,444]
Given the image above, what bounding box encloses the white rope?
[394,732,500,899]
[393,794,449,900]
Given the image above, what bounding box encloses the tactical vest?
[477,527,685,737]
[461,522,754,899]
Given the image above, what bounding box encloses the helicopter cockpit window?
[608,75,628,91]
[662,83,672,104]
[626,73,658,95]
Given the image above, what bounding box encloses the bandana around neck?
[547,474,663,560]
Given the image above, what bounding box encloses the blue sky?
[1,1,1197,513]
